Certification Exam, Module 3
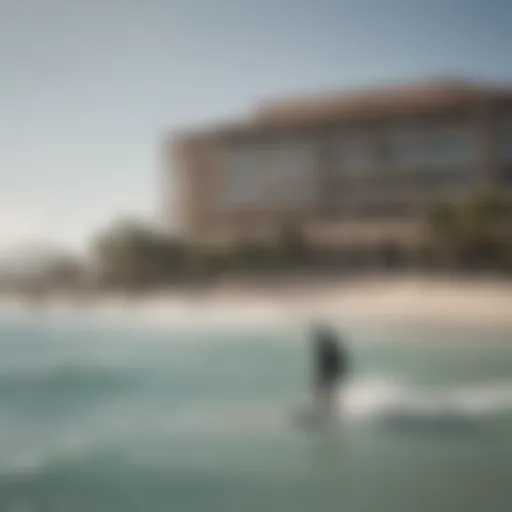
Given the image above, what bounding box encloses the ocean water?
[0,309,511,512]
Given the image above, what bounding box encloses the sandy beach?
[1,276,511,329]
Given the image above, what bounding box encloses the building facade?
[167,79,512,253]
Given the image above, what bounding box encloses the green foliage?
[229,237,279,271]
[275,223,309,266]
[93,219,190,289]
[90,216,317,289]
[425,189,511,272]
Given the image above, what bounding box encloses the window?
[391,120,476,169]
[224,145,263,207]
[391,121,426,168]
[336,132,378,175]
[427,127,476,167]
[222,139,318,211]
[498,116,512,162]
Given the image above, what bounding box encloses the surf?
[290,376,512,433]
[342,377,512,420]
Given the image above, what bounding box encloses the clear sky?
[0,0,510,253]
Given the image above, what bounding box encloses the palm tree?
[424,189,510,272]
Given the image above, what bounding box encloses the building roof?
[255,78,512,125]
[176,78,512,142]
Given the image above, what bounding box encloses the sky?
[0,0,511,255]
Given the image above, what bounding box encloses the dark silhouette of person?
[311,323,349,419]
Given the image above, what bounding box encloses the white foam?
[340,377,512,421]
[151,378,512,435]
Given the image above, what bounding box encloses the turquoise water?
[0,310,512,511]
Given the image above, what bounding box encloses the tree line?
[17,189,512,294]
[421,189,512,272]
[91,219,311,290]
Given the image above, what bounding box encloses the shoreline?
[0,276,511,329]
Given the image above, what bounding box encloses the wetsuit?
[312,326,348,417]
